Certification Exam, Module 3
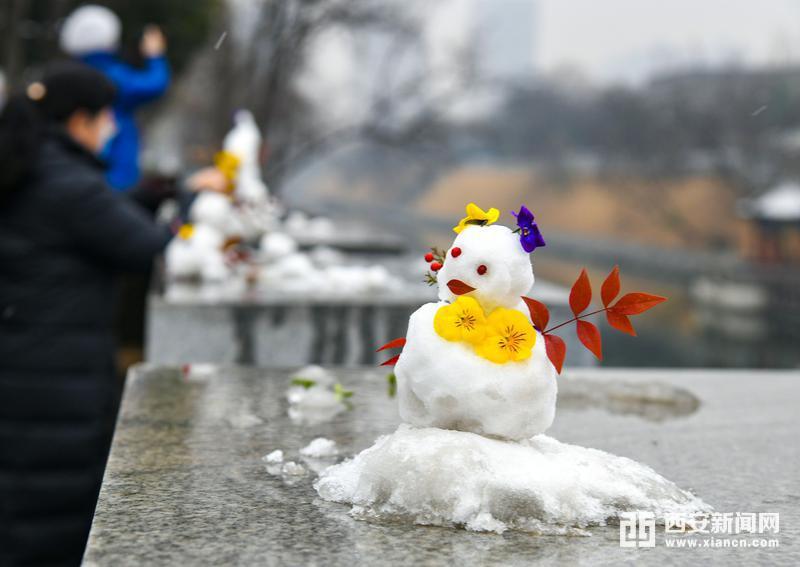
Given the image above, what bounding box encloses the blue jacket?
[82,52,170,191]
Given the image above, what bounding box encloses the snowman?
[164,222,229,281]
[396,220,556,440]
[314,203,709,534]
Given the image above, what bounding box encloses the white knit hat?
[59,5,121,56]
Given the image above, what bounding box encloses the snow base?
[315,424,709,534]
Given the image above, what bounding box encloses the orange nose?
[447,279,476,295]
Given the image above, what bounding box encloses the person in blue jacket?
[60,5,170,191]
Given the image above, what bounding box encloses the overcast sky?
[302,0,800,123]
[536,0,800,83]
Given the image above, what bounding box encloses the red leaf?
[576,320,603,360]
[601,265,620,308]
[607,310,636,336]
[521,296,550,331]
[380,354,400,366]
[610,292,667,315]
[544,334,566,374]
[376,337,407,352]
[569,269,592,316]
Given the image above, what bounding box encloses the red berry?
[477,264,488,275]
[430,262,443,272]
[424,252,434,262]
[451,247,462,258]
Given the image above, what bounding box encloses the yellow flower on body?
[177,224,195,240]
[475,308,536,364]
[434,296,488,344]
[453,202,501,234]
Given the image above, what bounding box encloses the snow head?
[437,224,534,311]
[223,110,261,170]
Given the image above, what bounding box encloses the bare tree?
[203,0,476,190]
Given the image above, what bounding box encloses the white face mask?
[97,117,117,149]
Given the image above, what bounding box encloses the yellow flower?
[214,150,242,193]
[434,296,488,344]
[453,202,501,234]
[177,224,195,240]
[475,308,536,364]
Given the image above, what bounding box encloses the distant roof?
[741,181,800,221]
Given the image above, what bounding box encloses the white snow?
[300,437,339,458]
[290,365,335,387]
[263,450,284,464]
[189,193,235,235]
[315,425,710,534]
[258,252,402,295]
[164,224,230,282]
[259,232,298,261]
[286,368,346,426]
[281,461,307,476]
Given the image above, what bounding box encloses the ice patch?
[290,365,335,388]
[281,461,307,476]
[300,438,338,458]
[263,450,284,464]
[286,369,347,426]
[315,424,710,534]
[226,412,264,429]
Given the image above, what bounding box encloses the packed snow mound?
[263,449,284,463]
[300,437,338,458]
[396,302,557,441]
[315,425,710,534]
[437,225,534,311]
[260,232,298,261]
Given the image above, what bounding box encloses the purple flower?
[512,205,546,253]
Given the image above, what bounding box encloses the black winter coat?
[0,128,171,566]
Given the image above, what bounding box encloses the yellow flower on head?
[453,202,501,234]
[475,308,536,364]
[434,296,488,344]
[214,150,242,193]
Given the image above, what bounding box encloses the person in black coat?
[0,63,173,566]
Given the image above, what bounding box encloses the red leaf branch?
[543,334,566,374]
[569,268,592,315]
[376,337,406,366]
[523,266,666,374]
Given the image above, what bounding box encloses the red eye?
[477,264,487,275]
[451,247,462,258]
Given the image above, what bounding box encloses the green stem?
[543,308,607,334]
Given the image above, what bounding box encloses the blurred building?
[738,181,800,264]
